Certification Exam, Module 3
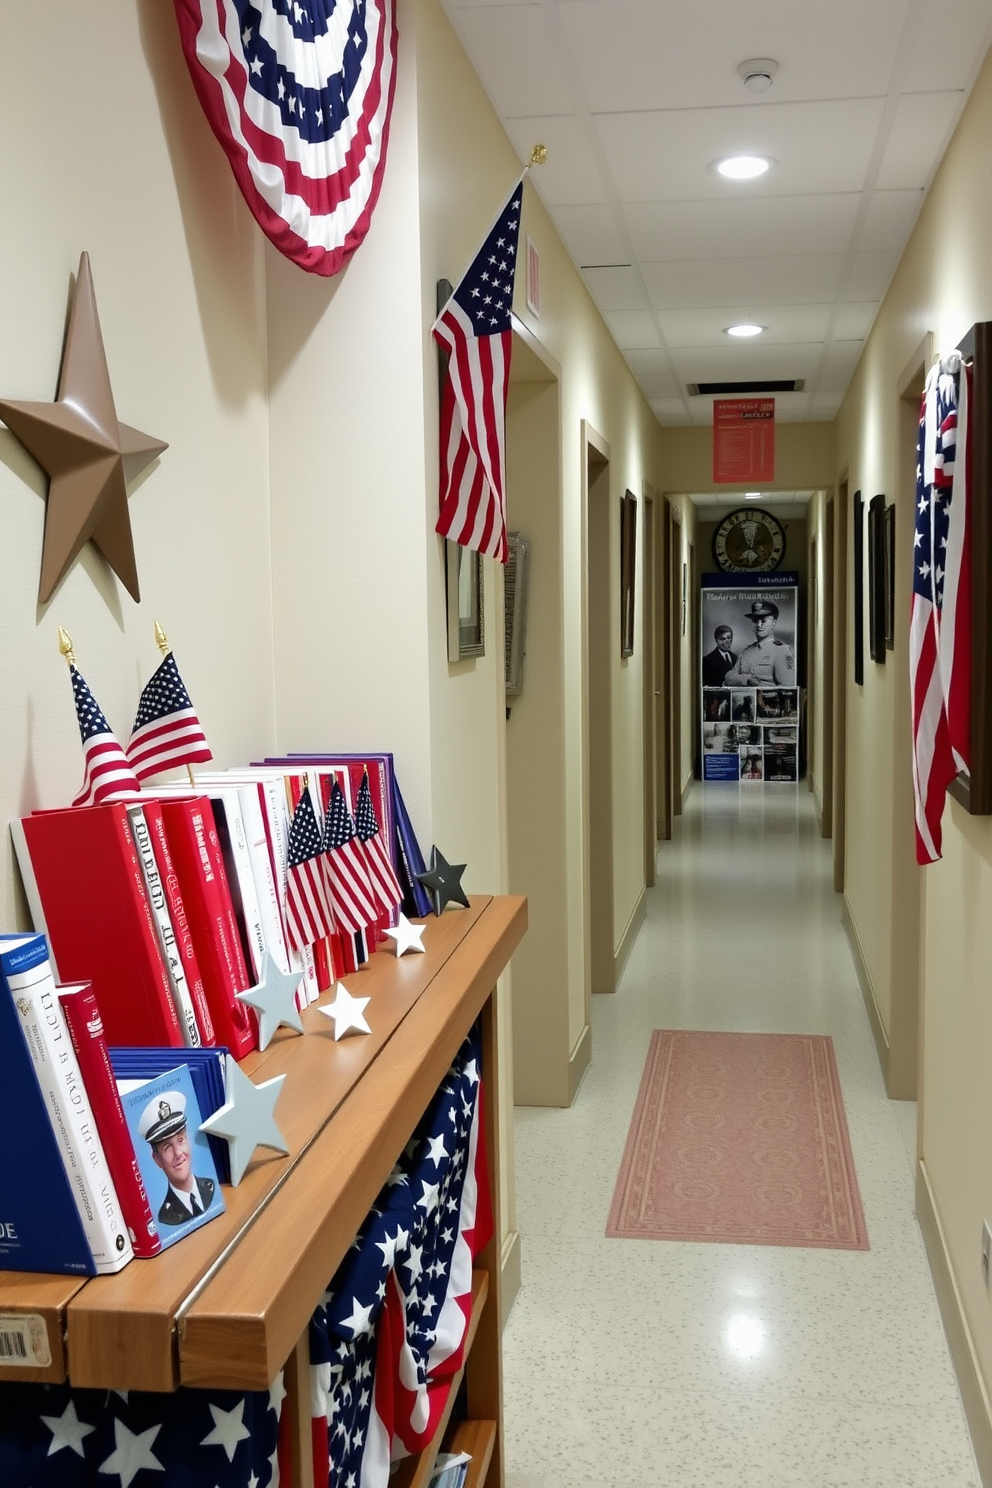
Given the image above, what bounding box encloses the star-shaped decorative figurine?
[199,1055,289,1187]
[0,252,167,603]
[236,952,305,1051]
[415,846,470,915]
[381,912,427,956]
[317,982,372,1040]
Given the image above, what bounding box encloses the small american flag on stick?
[321,779,379,934]
[59,629,142,808]
[355,771,403,913]
[127,635,212,780]
[286,788,337,953]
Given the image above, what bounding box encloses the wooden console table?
[0,894,527,1488]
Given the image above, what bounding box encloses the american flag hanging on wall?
[172,0,398,277]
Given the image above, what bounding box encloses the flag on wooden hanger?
[69,666,142,808]
[127,651,212,780]
[285,789,336,952]
[172,0,398,277]
[433,178,524,563]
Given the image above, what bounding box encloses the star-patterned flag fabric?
[69,666,142,808]
[0,1374,282,1488]
[321,779,380,935]
[172,0,398,278]
[432,178,524,562]
[910,353,971,864]
[354,773,403,917]
[126,651,213,780]
[286,789,337,953]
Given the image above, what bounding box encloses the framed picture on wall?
[853,489,864,685]
[884,503,896,650]
[620,491,637,658]
[446,539,484,661]
[868,494,887,664]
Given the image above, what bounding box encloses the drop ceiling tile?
[642,255,846,309]
[810,393,845,417]
[846,250,900,300]
[624,195,861,260]
[450,6,574,117]
[503,116,609,206]
[602,309,661,349]
[651,397,692,426]
[671,342,823,379]
[596,97,886,202]
[554,0,907,113]
[875,91,964,190]
[860,189,925,252]
[549,204,629,265]
[659,304,833,347]
[817,363,860,394]
[824,339,865,368]
[833,302,879,341]
[622,351,681,397]
[582,265,648,310]
[901,0,992,91]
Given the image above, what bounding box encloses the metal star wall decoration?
[317,983,372,1040]
[381,913,427,956]
[199,1056,288,1187]
[236,952,305,1051]
[0,252,167,603]
[415,846,470,914]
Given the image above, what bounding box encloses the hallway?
[503,785,978,1487]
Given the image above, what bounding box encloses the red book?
[12,806,183,1046]
[58,984,162,1258]
[158,798,256,1058]
[141,798,215,1046]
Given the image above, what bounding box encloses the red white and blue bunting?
[173,0,398,277]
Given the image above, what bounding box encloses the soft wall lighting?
[726,324,765,338]
[714,155,772,180]
[744,492,762,500]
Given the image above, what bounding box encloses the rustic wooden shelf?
[0,894,526,1488]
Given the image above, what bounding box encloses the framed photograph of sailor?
[446,539,484,661]
[620,491,637,658]
[884,502,896,650]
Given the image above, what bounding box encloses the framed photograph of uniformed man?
[120,1065,224,1251]
[700,574,800,782]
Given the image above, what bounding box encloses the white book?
[126,805,201,1048]
[3,937,134,1274]
[236,784,292,976]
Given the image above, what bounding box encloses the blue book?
[110,1046,230,1183]
[117,1066,225,1249]
[0,935,95,1275]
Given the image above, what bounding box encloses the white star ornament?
[318,982,372,1040]
[382,914,427,956]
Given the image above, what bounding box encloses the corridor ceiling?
[438,0,992,427]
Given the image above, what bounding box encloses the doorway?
[584,426,614,995]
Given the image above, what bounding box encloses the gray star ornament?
[199,1055,289,1186]
[381,913,427,956]
[414,846,470,915]
[237,952,305,1051]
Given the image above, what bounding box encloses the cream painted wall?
[835,40,992,1428]
[0,2,274,929]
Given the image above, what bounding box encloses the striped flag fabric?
[69,666,142,808]
[321,779,379,934]
[172,0,398,278]
[286,789,336,953]
[432,178,524,563]
[934,353,972,775]
[127,652,213,780]
[355,772,403,914]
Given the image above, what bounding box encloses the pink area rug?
[607,1030,869,1250]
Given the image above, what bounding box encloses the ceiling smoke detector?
[738,58,778,94]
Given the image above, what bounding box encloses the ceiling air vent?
[687,379,806,395]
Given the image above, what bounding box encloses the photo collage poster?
[700,574,800,783]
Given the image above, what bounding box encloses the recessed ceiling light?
[714,155,772,180]
[744,492,762,500]
[726,323,765,338]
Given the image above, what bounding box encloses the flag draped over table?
[286,789,337,952]
[322,779,379,934]
[127,651,213,780]
[910,351,972,864]
[355,772,403,915]
[172,0,398,278]
[432,177,524,563]
[69,667,142,808]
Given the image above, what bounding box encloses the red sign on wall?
[712,398,775,484]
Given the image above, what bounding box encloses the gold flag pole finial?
[154,619,171,658]
[58,627,76,667]
[528,144,548,167]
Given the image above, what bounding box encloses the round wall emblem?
[713,508,786,573]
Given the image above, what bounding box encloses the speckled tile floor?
[502,783,979,1488]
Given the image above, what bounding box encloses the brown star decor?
[0,252,167,603]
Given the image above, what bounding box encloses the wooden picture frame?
[446,540,485,661]
[620,491,637,658]
[883,503,895,650]
[853,489,864,686]
[868,493,886,664]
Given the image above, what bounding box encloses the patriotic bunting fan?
[173,0,399,277]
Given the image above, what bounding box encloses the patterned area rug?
[607,1030,869,1249]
